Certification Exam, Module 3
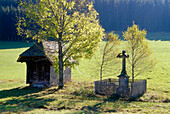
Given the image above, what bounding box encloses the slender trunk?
[100,43,107,81]
[131,43,135,83]
[132,47,135,83]
[100,65,103,81]
[132,64,134,83]
[100,54,104,81]
[58,32,64,89]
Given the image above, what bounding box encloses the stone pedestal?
[117,75,130,97]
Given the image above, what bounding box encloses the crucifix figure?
[117,50,129,77]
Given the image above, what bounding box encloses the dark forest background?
[0,0,170,41]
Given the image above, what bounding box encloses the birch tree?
[99,32,120,80]
[123,22,156,82]
[88,32,120,80]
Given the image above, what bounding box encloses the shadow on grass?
[72,87,127,113]
[71,83,146,113]
[0,81,144,113]
[0,86,43,99]
[0,86,59,113]
[79,96,120,113]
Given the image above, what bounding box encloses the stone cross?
[117,50,129,77]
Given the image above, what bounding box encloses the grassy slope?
[0,48,26,88]
[0,41,169,113]
[0,41,33,89]
[146,41,170,95]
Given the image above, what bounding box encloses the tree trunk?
[132,64,134,83]
[58,33,64,89]
[100,65,103,81]
[132,48,135,83]
[100,43,107,81]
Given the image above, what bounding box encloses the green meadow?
[0,40,169,113]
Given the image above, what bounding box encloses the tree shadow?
[72,88,123,113]
[0,86,59,113]
[71,86,142,113]
[0,86,43,99]
[78,95,121,113]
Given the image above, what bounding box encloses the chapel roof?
[17,41,59,63]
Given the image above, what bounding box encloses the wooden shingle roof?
[17,41,58,63]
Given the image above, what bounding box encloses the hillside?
[0,0,170,41]
[0,41,169,113]
[94,0,170,32]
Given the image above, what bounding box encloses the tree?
[17,0,104,88]
[123,22,156,82]
[99,32,120,80]
[88,32,121,80]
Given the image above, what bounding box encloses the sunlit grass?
[0,41,33,89]
[0,40,169,113]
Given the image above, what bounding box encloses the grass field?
[0,40,170,113]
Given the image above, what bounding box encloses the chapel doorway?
[34,61,50,82]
